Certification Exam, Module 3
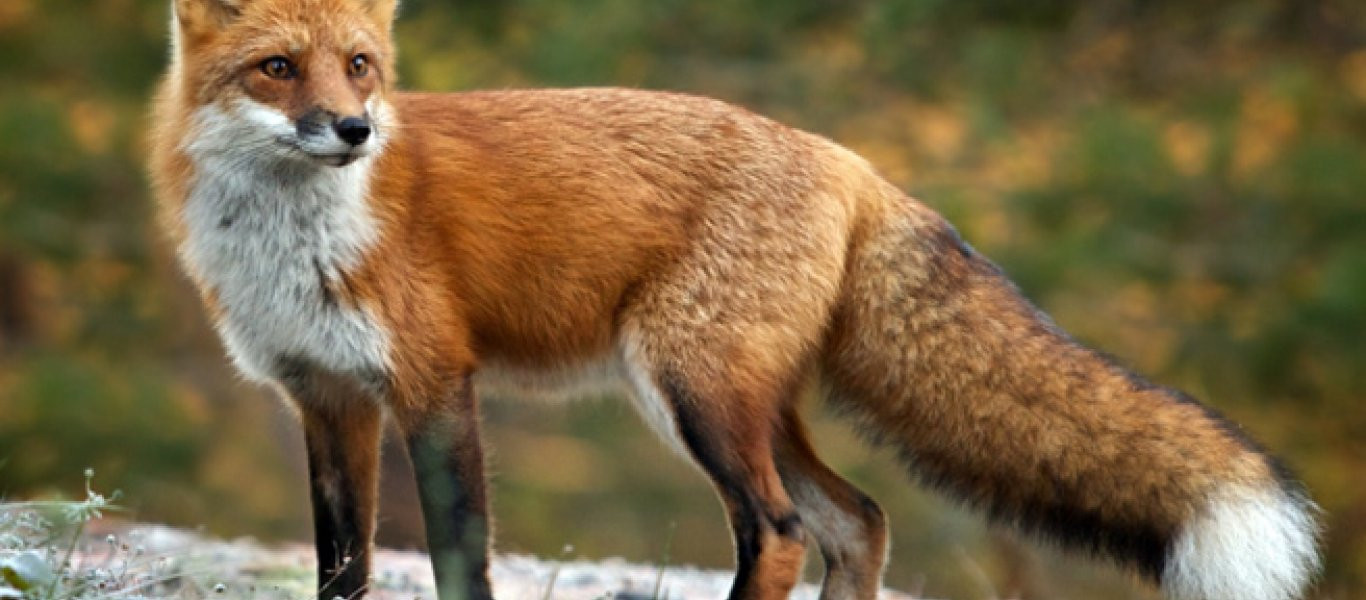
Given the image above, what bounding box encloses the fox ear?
[360,0,399,29]
[173,0,246,37]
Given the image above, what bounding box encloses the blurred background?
[2,0,1364,598]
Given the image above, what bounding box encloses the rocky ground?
[69,523,921,599]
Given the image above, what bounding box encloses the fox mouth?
[276,136,364,167]
[312,152,361,167]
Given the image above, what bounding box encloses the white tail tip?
[1163,484,1320,600]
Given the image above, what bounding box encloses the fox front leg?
[296,394,383,599]
[398,376,494,600]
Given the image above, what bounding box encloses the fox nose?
[334,117,371,146]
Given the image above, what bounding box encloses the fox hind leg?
[617,179,851,598]
[773,406,888,600]
[622,333,808,600]
[659,371,808,600]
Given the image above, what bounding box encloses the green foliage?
[1,471,129,599]
[0,471,312,599]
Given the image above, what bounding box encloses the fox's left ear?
[174,0,246,37]
[359,0,398,29]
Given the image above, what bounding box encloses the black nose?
[334,117,371,146]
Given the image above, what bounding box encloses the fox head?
[169,0,398,167]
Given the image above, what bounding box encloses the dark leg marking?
[283,358,383,599]
[307,431,370,598]
[403,377,494,600]
[658,371,805,599]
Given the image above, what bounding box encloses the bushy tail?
[821,188,1320,600]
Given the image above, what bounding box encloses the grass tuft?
[0,469,247,600]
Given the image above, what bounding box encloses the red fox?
[149,0,1321,598]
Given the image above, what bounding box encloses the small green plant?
[1,468,119,599]
[0,469,397,600]
[539,544,576,600]
[649,522,676,600]
[0,469,238,600]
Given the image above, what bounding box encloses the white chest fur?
[179,106,391,383]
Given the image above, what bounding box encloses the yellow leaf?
[0,0,32,29]
[67,101,116,155]
[1232,88,1298,179]
[1340,50,1366,104]
[1163,120,1213,177]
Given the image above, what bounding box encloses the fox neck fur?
[177,98,393,383]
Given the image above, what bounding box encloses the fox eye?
[348,54,370,77]
[260,56,295,79]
